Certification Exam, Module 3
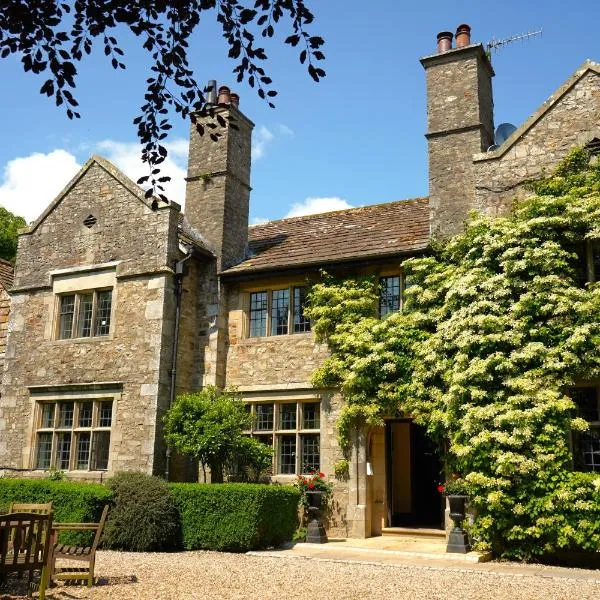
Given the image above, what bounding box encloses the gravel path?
[2,550,600,599]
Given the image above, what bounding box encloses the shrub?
[102,472,180,552]
[170,483,300,552]
[0,478,112,545]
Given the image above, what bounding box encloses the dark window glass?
[279,436,296,474]
[579,430,600,472]
[79,402,93,427]
[379,276,401,318]
[249,292,268,338]
[36,433,53,469]
[78,294,93,337]
[40,404,55,428]
[572,387,599,422]
[92,431,111,470]
[279,404,296,430]
[301,434,320,473]
[303,403,320,429]
[99,401,113,427]
[58,402,74,428]
[59,295,75,339]
[56,432,71,470]
[94,290,112,336]
[271,289,289,335]
[293,287,311,333]
[255,404,274,431]
[76,432,91,470]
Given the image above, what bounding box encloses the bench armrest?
[52,523,100,531]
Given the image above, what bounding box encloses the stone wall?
[0,287,9,375]
[474,67,600,217]
[0,158,181,478]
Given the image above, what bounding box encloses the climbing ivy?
[307,148,600,559]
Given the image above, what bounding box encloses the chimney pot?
[437,31,453,53]
[229,92,240,108]
[455,24,471,48]
[217,85,231,106]
[206,80,217,106]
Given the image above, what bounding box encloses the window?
[57,289,112,339]
[246,401,321,474]
[34,400,113,471]
[379,276,401,317]
[248,286,311,338]
[571,387,600,472]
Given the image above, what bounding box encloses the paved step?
[381,527,446,539]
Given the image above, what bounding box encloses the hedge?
[170,483,300,552]
[0,478,112,545]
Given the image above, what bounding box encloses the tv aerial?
[486,28,542,54]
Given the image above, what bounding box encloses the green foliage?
[169,483,300,552]
[102,472,180,552]
[333,459,349,481]
[163,387,254,483]
[308,148,600,559]
[0,207,26,262]
[0,478,111,546]
[228,436,274,482]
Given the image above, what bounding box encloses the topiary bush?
[0,478,112,546]
[170,483,299,552]
[102,471,180,552]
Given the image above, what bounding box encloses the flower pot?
[305,491,327,544]
[306,490,324,509]
[446,494,470,554]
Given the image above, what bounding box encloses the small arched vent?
[585,138,600,156]
[83,214,98,228]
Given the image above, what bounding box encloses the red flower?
[319,472,325,478]
[437,484,445,493]
[309,482,315,489]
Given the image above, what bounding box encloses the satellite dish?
[494,123,517,146]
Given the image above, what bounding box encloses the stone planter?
[305,491,328,544]
[446,494,471,554]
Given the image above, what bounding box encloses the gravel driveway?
[2,550,600,600]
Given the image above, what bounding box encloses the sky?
[1,0,599,224]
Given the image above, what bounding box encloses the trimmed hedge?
[170,483,300,552]
[0,478,112,545]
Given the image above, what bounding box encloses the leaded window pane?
[56,432,72,470]
[279,436,296,474]
[40,404,55,428]
[76,432,91,470]
[94,290,112,336]
[36,433,53,469]
[59,295,75,339]
[79,402,93,427]
[255,404,274,431]
[92,431,111,470]
[271,289,289,335]
[301,434,320,473]
[279,403,296,430]
[380,276,401,318]
[99,401,113,427]
[293,287,311,333]
[77,294,94,337]
[303,402,320,429]
[58,402,74,428]
[249,292,268,338]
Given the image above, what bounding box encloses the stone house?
[0,258,14,375]
[1,25,600,538]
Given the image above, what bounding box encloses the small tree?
[0,207,26,262]
[164,386,271,482]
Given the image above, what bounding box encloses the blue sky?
[1,0,599,223]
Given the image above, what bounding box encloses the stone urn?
[305,491,328,544]
[446,494,471,553]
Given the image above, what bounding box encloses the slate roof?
[222,197,430,276]
[0,258,14,290]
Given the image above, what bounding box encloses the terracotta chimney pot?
[217,86,231,106]
[455,24,471,48]
[437,31,453,53]
[229,92,240,108]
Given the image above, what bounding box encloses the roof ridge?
[249,196,429,228]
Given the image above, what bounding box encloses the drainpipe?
[164,247,193,481]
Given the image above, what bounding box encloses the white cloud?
[250,216,269,225]
[284,196,354,218]
[277,124,294,137]
[252,126,275,160]
[0,150,81,222]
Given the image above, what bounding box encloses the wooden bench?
[0,512,53,599]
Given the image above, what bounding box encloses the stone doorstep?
[275,541,492,563]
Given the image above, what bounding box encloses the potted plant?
[438,477,471,553]
[294,471,333,543]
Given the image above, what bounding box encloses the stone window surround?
[243,283,311,339]
[50,263,118,342]
[26,383,122,476]
[244,394,322,479]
